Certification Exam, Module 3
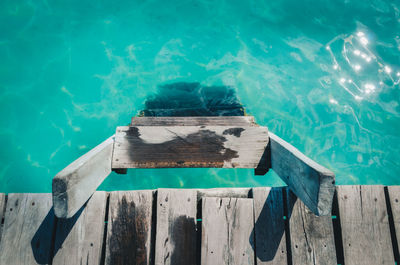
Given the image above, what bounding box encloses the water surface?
[0,0,399,192]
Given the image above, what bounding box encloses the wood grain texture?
[269,132,335,216]
[201,197,254,265]
[0,193,6,244]
[0,193,55,265]
[287,189,336,265]
[53,136,114,218]
[197,188,250,201]
[155,189,197,265]
[112,126,269,169]
[105,190,154,265]
[131,116,256,126]
[337,185,394,265]
[252,187,287,265]
[52,191,107,265]
[387,186,400,254]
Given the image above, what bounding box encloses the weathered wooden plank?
[0,193,6,244]
[53,136,114,218]
[387,186,400,254]
[253,187,287,265]
[155,189,197,265]
[0,193,55,265]
[269,132,335,216]
[52,191,107,265]
[105,190,154,265]
[131,116,256,126]
[112,126,269,169]
[337,185,394,265]
[287,189,336,265]
[197,187,250,200]
[201,197,254,265]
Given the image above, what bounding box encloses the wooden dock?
[0,185,399,265]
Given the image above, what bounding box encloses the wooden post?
[269,132,335,216]
[52,136,114,218]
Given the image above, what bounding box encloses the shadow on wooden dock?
[249,187,293,263]
[1,186,400,264]
[31,205,84,264]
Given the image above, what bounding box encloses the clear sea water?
[1,0,399,193]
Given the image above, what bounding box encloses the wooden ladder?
[52,116,335,218]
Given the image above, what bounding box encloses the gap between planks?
[1,187,400,265]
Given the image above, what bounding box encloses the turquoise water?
[1,0,400,193]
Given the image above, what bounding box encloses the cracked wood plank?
[154,189,197,265]
[386,186,400,257]
[0,193,6,244]
[337,185,394,265]
[269,132,335,216]
[0,193,55,265]
[201,197,254,265]
[105,190,154,265]
[112,126,269,169]
[287,189,336,265]
[52,191,107,265]
[53,136,114,218]
[131,116,257,126]
[253,187,287,265]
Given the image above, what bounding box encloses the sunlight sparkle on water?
[360,37,368,45]
[364,83,376,94]
[329,98,338,104]
[354,64,361,71]
[384,66,392,74]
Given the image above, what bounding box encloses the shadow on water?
[249,188,296,264]
[139,82,245,117]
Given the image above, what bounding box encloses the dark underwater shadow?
[139,82,245,117]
